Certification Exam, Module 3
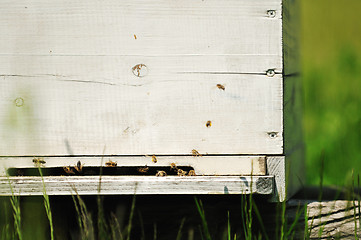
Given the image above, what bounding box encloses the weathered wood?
[0,176,274,196]
[0,0,303,201]
[0,155,267,176]
[0,0,282,56]
[267,156,286,202]
[283,0,304,199]
[0,0,283,156]
[287,200,361,239]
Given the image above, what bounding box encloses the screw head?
[267,10,276,18]
[268,132,278,139]
[266,69,276,77]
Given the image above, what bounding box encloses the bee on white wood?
[105,160,117,167]
[191,149,202,157]
[188,170,196,176]
[170,163,178,171]
[33,157,46,166]
[216,84,225,90]
[152,155,157,163]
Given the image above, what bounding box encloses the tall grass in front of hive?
[38,168,54,240]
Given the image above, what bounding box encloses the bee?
[155,170,167,177]
[137,166,149,173]
[216,84,225,90]
[191,149,202,157]
[105,160,117,167]
[152,155,157,163]
[188,170,196,176]
[63,166,75,175]
[134,34,137,39]
[74,161,83,173]
[177,169,188,176]
[206,121,212,128]
[33,157,46,165]
[170,163,178,171]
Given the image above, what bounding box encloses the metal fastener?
[266,69,276,77]
[267,10,276,18]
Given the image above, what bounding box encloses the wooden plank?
[282,0,304,199]
[0,176,274,196]
[0,55,282,77]
[0,0,282,56]
[287,200,361,239]
[0,156,267,176]
[0,74,283,156]
[0,0,284,157]
[267,156,285,202]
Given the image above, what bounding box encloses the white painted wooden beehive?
[0,0,303,201]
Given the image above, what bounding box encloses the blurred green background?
[301,0,361,186]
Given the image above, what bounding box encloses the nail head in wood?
[267,10,276,18]
[266,69,276,77]
[14,97,24,107]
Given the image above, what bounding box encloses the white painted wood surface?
[0,176,274,196]
[0,156,267,176]
[0,0,283,156]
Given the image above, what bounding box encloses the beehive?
[0,0,303,201]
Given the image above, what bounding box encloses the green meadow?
[302,0,361,185]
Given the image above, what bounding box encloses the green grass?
[301,0,361,185]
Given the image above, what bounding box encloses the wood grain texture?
[0,176,274,196]
[0,156,267,176]
[0,0,283,156]
[0,74,283,156]
[287,200,361,239]
[267,156,286,202]
[0,0,282,56]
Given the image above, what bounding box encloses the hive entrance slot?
[7,166,195,177]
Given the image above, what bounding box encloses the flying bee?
[155,170,167,177]
[105,160,117,167]
[170,163,178,171]
[188,170,196,176]
[33,157,46,166]
[152,155,157,163]
[177,169,188,176]
[74,161,83,173]
[191,149,202,157]
[137,166,149,173]
[63,166,75,175]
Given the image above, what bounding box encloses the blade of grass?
[110,212,123,240]
[251,200,269,240]
[7,176,22,240]
[351,170,359,240]
[38,167,54,240]
[194,197,211,240]
[125,195,136,240]
[227,211,231,240]
[285,203,305,238]
[71,187,95,240]
[137,209,145,240]
[176,217,186,240]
